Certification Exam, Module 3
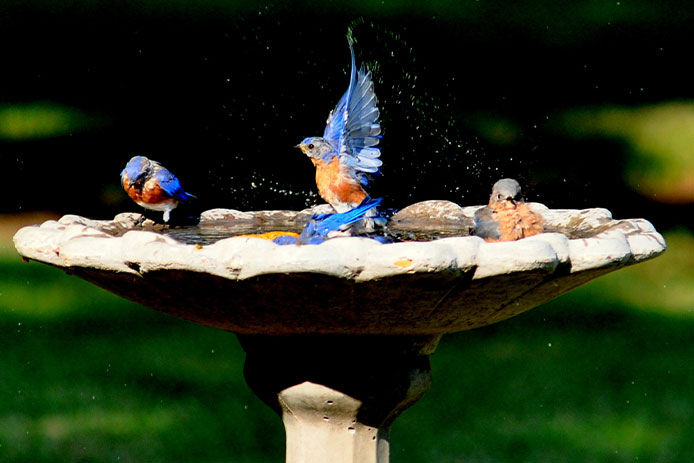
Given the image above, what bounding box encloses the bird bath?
[13,200,666,463]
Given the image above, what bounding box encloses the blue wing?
[322,42,382,187]
[273,235,300,245]
[155,169,193,202]
[305,197,383,241]
[474,207,500,240]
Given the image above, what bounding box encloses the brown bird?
[474,178,544,242]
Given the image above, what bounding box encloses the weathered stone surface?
[538,204,614,238]
[389,200,474,239]
[13,201,666,335]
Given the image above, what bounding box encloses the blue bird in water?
[274,197,384,245]
[296,39,382,213]
[121,155,194,223]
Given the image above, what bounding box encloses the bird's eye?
[497,194,504,200]
[308,143,315,150]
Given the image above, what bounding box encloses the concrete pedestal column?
[239,335,439,463]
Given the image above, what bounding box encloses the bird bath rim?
[12,200,666,335]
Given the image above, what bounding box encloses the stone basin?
[12,200,666,463]
[13,200,666,336]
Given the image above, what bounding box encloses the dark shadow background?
[1,1,691,229]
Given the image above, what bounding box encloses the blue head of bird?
[296,137,333,165]
[122,155,154,188]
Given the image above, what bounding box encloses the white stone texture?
[13,201,666,335]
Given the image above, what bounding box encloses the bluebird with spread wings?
[474,178,544,242]
[296,40,382,213]
[274,197,383,245]
[120,155,194,223]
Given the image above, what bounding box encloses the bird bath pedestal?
[13,201,666,463]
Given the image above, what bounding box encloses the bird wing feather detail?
[155,169,192,202]
[304,197,383,240]
[474,207,501,241]
[322,43,382,187]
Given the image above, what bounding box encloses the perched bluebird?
[474,178,544,242]
[274,197,384,245]
[120,155,194,223]
[296,40,382,213]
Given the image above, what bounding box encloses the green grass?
[553,102,694,203]
[397,305,694,462]
[0,253,283,462]
[1,231,692,462]
[0,103,103,141]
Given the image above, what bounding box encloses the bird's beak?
[295,144,306,153]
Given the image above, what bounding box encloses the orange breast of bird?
[141,178,173,205]
[493,204,544,241]
[122,173,143,202]
[314,156,367,206]
[516,203,544,237]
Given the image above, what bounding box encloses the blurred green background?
[2,225,692,462]
[1,0,693,461]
